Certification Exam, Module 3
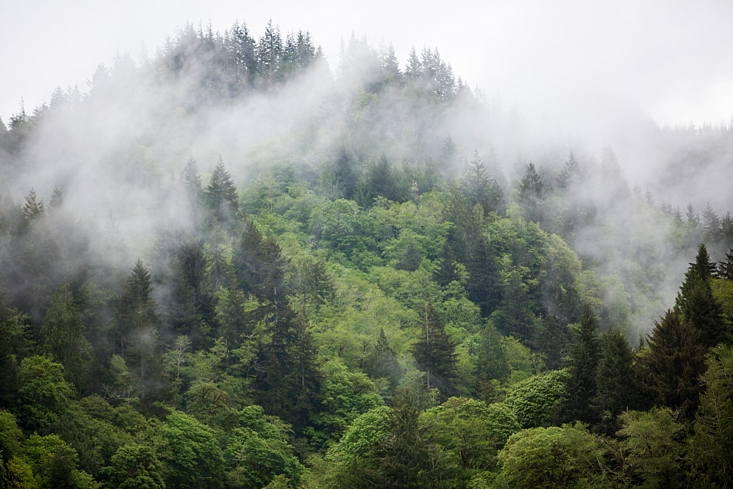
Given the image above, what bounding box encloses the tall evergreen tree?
[377,389,434,488]
[466,234,503,317]
[476,320,510,384]
[412,302,456,397]
[433,241,460,287]
[117,259,165,401]
[364,328,402,391]
[676,244,729,348]
[540,314,570,370]
[555,151,583,190]
[204,157,239,225]
[718,248,733,280]
[558,305,601,424]
[40,283,94,391]
[517,162,544,223]
[461,150,504,215]
[593,328,639,434]
[643,307,706,419]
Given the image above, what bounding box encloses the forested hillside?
[0,19,732,488]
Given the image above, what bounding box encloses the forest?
[0,18,733,489]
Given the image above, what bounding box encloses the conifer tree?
[466,234,503,317]
[334,147,358,199]
[643,308,706,419]
[476,320,510,384]
[593,328,639,434]
[48,185,64,211]
[558,305,601,424]
[182,156,203,204]
[676,244,728,348]
[718,248,733,280]
[117,259,165,401]
[461,150,504,215]
[540,314,570,370]
[433,241,460,287]
[364,328,402,391]
[204,156,239,225]
[412,302,456,397]
[40,283,93,390]
[555,151,583,190]
[517,162,544,223]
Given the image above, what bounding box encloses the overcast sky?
[2,0,733,129]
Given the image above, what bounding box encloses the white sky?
[2,0,733,128]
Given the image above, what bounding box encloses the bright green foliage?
[159,411,224,489]
[618,408,688,488]
[102,444,165,489]
[313,360,385,443]
[422,398,520,478]
[691,346,733,487]
[3,455,36,489]
[14,356,71,430]
[504,370,569,428]
[23,433,99,489]
[0,410,22,465]
[225,426,304,489]
[40,283,93,390]
[493,423,607,489]
[322,406,391,488]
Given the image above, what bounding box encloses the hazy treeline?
[0,18,733,489]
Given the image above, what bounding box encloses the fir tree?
[204,156,239,225]
[40,283,94,391]
[48,185,64,211]
[676,244,729,348]
[364,328,402,391]
[433,241,460,287]
[558,305,601,424]
[466,234,503,317]
[182,156,203,204]
[461,150,503,215]
[540,314,570,370]
[517,162,544,223]
[412,302,456,397]
[718,248,733,280]
[476,320,510,384]
[643,308,706,419]
[593,328,639,434]
[377,389,434,488]
[555,151,583,190]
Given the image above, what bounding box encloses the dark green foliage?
[558,305,601,424]
[412,302,456,397]
[718,248,733,280]
[432,242,460,287]
[593,328,639,434]
[41,283,94,390]
[235,220,286,304]
[691,345,733,488]
[643,308,706,419]
[376,390,435,488]
[539,314,569,370]
[466,234,502,317]
[493,271,537,344]
[117,259,166,402]
[677,244,729,348]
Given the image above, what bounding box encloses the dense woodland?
[1,19,733,489]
